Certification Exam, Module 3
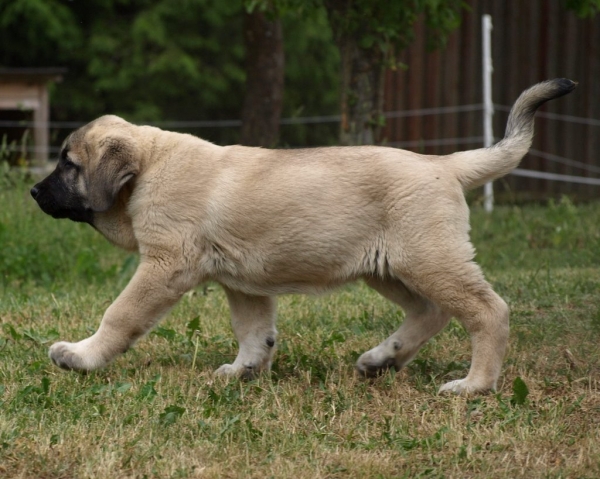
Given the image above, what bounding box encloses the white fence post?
[482,14,494,212]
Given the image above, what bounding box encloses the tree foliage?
[563,0,600,17]
[248,0,465,66]
[324,0,464,54]
[0,0,339,146]
[1,0,597,148]
[323,0,466,144]
[1,0,245,140]
[246,0,467,145]
[0,0,80,66]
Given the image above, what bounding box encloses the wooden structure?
[0,68,66,167]
[383,0,600,200]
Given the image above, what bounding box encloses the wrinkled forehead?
[60,116,128,157]
[62,125,88,150]
[59,124,92,160]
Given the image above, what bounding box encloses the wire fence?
[2,103,600,186]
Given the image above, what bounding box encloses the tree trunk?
[240,10,284,147]
[337,35,386,146]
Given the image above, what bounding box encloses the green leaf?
[22,328,60,345]
[114,382,132,394]
[186,316,201,340]
[152,327,178,342]
[358,35,375,49]
[2,324,21,341]
[511,376,529,405]
[41,376,50,395]
[563,0,600,18]
[320,331,346,349]
[219,414,241,437]
[138,375,160,399]
[159,405,186,426]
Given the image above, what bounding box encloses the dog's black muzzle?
[31,175,94,224]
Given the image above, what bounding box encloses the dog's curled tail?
[447,79,577,191]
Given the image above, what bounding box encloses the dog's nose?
[30,186,39,199]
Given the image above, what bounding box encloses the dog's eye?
[63,159,78,171]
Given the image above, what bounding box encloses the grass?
[1,174,600,478]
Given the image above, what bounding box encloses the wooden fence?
[383,0,600,201]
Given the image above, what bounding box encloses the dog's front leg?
[49,261,186,371]
[214,287,277,379]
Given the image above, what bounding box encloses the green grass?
[1,176,600,478]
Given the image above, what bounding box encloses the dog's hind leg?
[214,287,277,379]
[356,277,451,377]
[425,266,509,395]
[393,250,509,395]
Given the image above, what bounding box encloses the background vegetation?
[1,171,599,478]
[1,0,598,149]
[1,0,341,147]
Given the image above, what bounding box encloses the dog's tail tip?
[553,78,578,96]
[448,78,576,191]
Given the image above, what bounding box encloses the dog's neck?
[92,181,138,252]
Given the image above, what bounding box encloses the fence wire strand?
[2,102,599,186]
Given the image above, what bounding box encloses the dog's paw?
[214,363,238,377]
[48,340,104,372]
[49,342,87,371]
[438,378,495,395]
[356,351,397,378]
[214,363,262,380]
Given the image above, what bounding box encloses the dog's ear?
[87,135,139,212]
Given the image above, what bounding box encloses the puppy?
[31,79,576,394]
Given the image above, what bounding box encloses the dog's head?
[31,115,140,224]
